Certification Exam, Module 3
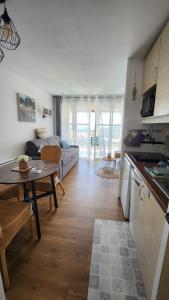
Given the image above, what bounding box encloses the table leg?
[50,174,58,209]
[23,183,30,202]
[31,181,41,239]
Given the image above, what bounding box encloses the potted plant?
[17,155,30,171]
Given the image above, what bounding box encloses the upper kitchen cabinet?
[142,35,161,94]
[154,21,169,116]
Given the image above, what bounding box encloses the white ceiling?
[1,0,169,95]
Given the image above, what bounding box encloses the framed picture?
[17,93,36,122]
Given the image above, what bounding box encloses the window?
[61,97,123,160]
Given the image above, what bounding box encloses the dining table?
[0,160,59,239]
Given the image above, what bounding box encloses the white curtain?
[61,95,123,160]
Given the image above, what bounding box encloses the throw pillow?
[36,128,48,139]
[60,140,70,149]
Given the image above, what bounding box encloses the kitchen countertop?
[125,152,169,213]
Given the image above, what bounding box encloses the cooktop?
[131,152,168,163]
[154,178,169,198]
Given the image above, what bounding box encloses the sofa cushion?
[47,136,60,145]
[61,147,79,167]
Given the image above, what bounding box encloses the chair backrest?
[41,145,61,164]
[114,151,121,159]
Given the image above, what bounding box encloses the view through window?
[61,97,123,160]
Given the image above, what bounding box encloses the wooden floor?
[5,160,125,300]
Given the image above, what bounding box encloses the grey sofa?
[25,136,79,179]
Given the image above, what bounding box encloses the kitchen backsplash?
[122,119,169,155]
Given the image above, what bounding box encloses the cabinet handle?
[153,69,155,82]
[153,67,158,82]
[135,179,140,186]
[139,185,144,200]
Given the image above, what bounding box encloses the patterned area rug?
[95,167,119,179]
[88,219,147,300]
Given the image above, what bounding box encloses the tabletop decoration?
[17,155,31,171]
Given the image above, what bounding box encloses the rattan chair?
[0,184,20,201]
[0,201,34,289]
[35,145,65,210]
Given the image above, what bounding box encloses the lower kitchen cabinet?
[155,230,169,300]
[134,183,165,299]
[124,154,169,299]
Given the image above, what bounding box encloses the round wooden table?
[0,160,58,239]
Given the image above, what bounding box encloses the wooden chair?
[0,201,34,289]
[35,145,65,210]
[0,184,20,202]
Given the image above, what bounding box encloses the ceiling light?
[0,0,20,50]
[0,47,4,61]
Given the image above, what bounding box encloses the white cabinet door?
[135,184,165,299]
[142,36,161,94]
[154,21,169,116]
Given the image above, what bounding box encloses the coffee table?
[102,156,116,173]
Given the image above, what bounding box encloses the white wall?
[0,67,53,163]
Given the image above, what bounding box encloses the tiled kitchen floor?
[88,219,147,300]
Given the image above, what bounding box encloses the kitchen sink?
[145,166,169,178]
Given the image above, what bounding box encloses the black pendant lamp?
[0,0,20,50]
[0,46,4,61]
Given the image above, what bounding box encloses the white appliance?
[129,168,141,238]
[120,156,131,218]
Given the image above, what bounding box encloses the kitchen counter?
[125,152,169,212]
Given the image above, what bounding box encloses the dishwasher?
[129,168,142,239]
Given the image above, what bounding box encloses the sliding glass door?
[61,96,123,160]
